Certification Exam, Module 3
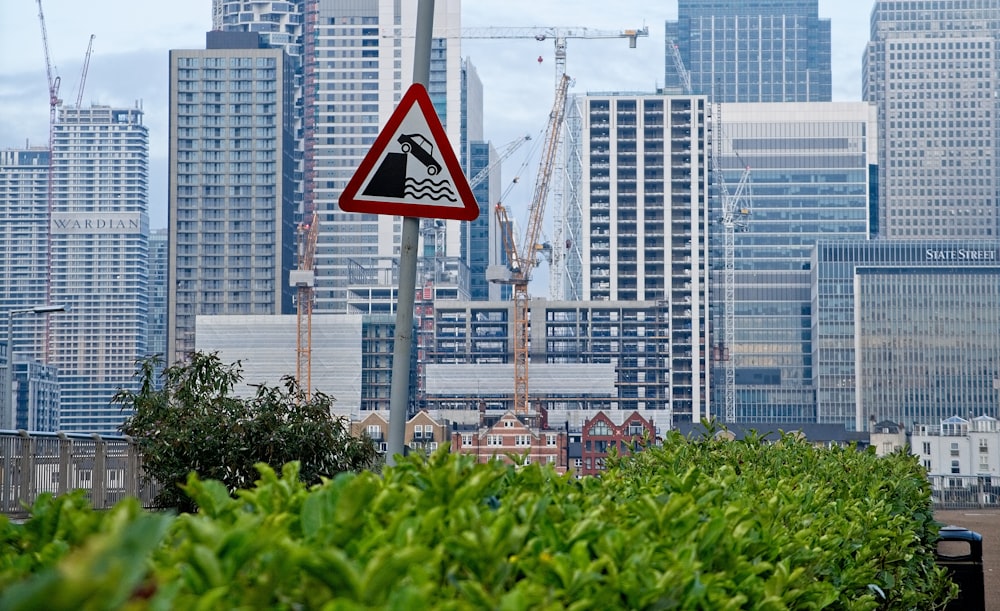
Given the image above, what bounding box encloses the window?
[951,442,960,457]
[951,460,961,474]
[546,434,556,447]
[461,433,472,446]
[923,442,931,455]
[980,439,989,453]
[588,421,612,436]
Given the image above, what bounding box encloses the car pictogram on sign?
[398,133,441,175]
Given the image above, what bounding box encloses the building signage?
[925,248,996,262]
[51,213,143,235]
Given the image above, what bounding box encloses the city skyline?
[2,0,873,228]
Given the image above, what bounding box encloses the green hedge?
[0,430,955,609]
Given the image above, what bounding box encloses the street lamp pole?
[3,305,66,430]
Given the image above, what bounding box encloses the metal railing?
[0,430,159,519]
[928,474,1000,510]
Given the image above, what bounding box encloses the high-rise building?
[50,105,150,433]
[0,148,59,431]
[714,103,877,423]
[863,1,1000,239]
[460,58,498,302]
[0,147,51,354]
[813,241,1000,430]
[213,0,307,224]
[665,0,832,102]
[147,228,168,387]
[566,92,711,422]
[167,32,297,364]
[310,0,465,313]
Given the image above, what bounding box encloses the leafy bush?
[114,352,379,512]
[0,431,956,609]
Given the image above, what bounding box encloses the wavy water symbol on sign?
[404,177,457,202]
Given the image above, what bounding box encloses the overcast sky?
[0,1,874,228]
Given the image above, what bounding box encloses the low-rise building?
[451,411,567,472]
[912,415,1000,505]
[579,411,656,476]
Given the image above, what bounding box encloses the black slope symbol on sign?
[362,134,456,202]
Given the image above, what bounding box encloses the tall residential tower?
[50,106,150,433]
[566,92,712,422]
[167,32,298,364]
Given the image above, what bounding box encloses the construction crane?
[469,134,532,192]
[711,103,751,423]
[388,26,648,299]
[490,73,571,415]
[75,34,95,108]
[290,212,319,399]
[464,27,648,302]
[36,0,61,359]
[419,133,532,283]
[666,38,692,95]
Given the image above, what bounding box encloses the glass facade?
[711,103,876,423]
[665,0,832,102]
[814,241,1000,430]
[465,141,495,301]
[863,1,1000,239]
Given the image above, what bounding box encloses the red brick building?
[451,411,568,473]
[579,411,656,476]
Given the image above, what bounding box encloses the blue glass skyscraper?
[665,0,832,102]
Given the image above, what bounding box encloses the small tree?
[114,352,378,512]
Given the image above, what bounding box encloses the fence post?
[17,430,34,511]
[57,432,71,496]
[91,433,106,510]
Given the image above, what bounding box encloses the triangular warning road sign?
[339,83,480,221]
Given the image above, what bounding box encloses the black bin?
[936,525,985,611]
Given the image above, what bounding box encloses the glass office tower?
[712,103,877,423]
[814,241,1000,430]
[863,1,1000,239]
[665,0,832,102]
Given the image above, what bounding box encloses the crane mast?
[75,34,95,109]
[494,74,571,415]
[291,212,319,399]
[36,0,61,358]
[712,104,751,423]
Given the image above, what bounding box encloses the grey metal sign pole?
[386,0,434,466]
